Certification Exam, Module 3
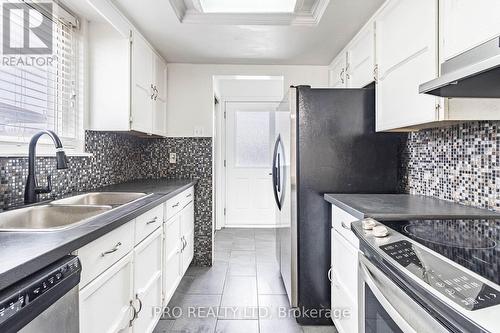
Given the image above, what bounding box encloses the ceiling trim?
[170,0,330,26]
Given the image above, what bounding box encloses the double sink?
[0,192,147,232]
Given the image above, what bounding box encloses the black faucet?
[24,130,69,204]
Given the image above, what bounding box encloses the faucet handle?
[35,175,52,194]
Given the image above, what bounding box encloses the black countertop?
[0,178,196,291]
[324,194,500,221]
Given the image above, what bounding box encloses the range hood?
[420,36,500,97]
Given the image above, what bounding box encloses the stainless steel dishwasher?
[0,256,81,333]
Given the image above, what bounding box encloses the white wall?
[166,63,329,137]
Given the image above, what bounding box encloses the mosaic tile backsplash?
[403,121,500,212]
[0,131,213,266]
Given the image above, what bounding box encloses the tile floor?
[154,228,337,333]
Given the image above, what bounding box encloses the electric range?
[352,218,500,333]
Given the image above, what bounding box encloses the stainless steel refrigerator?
[272,86,405,325]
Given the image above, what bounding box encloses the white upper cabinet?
[375,0,439,131]
[346,22,375,88]
[328,54,347,88]
[440,0,500,62]
[85,0,168,136]
[131,32,154,134]
[153,54,168,137]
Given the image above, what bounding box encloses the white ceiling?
[112,0,384,65]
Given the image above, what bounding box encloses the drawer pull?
[147,216,159,225]
[341,222,350,230]
[186,193,192,198]
[327,267,332,282]
[172,202,180,208]
[101,242,122,257]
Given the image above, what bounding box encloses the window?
[199,0,297,13]
[235,111,273,168]
[0,1,82,153]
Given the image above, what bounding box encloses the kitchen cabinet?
[375,0,439,131]
[328,21,375,89]
[163,213,182,306]
[80,252,134,333]
[331,229,358,333]
[346,22,375,88]
[85,0,168,136]
[440,0,500,62]
[181,201,195,275]
[330,205,359,333]
[130,32,154,134]
[153,55,168,137]
[162,188,195,306]
[328,54,347,88]
[132,228,163,333]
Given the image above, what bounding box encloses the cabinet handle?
[373,64,378,84]
[129,300,138,327]
[147,216,159,225]
[101,242,122,257]
[327,267,332,282]
[136,295,143,314]
[186,193,192,198]
[172,202,180,208]
[340,68,345,84]
[341,222,350,230]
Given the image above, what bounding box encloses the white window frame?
[0,1,87,157]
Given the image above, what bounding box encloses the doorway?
[213,75,284,230]
[225,102,280,227]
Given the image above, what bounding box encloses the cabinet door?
[331,229,358,333]
[131,31,153,134]
[375,0,438,131]
[80,253,134,333]
[328,54,347,88]
[347,22,375,88]
[133,228,163,333]
[163,214,182,307]
[153,55,167,137]
[441,0,500,61]
[181,202,195,274]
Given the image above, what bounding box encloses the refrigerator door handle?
[272,135,282,210]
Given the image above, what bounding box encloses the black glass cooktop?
[382,219,500,287]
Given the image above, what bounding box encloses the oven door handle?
[359,255,449,333]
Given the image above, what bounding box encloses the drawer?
[135,204,163,245]
[165,187,194,221]
[332,205,359,248]
[165,193,183,221]
[78,221,134,288]
[180,186,194,208]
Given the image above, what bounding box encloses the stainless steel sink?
[52,192,147,206]
[0,205,112,232]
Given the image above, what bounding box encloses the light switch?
[194,126,204,136]
[169,153,177,164]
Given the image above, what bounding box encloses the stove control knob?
[372,225,389,238]
[362,219,377,230]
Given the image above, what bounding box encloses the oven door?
[359,255,450,333]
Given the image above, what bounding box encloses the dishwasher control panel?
[0,256,80,326]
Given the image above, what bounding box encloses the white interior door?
[225,102,279,227]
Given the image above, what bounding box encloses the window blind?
[0,1,80,148]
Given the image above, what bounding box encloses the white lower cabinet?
[132,228,163,333]
[80,252,134,333]
[181,202,195,275]
[163,197,195,307]
[163,214,182,307]
[331,229,359,333]
[79,186,195,332]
